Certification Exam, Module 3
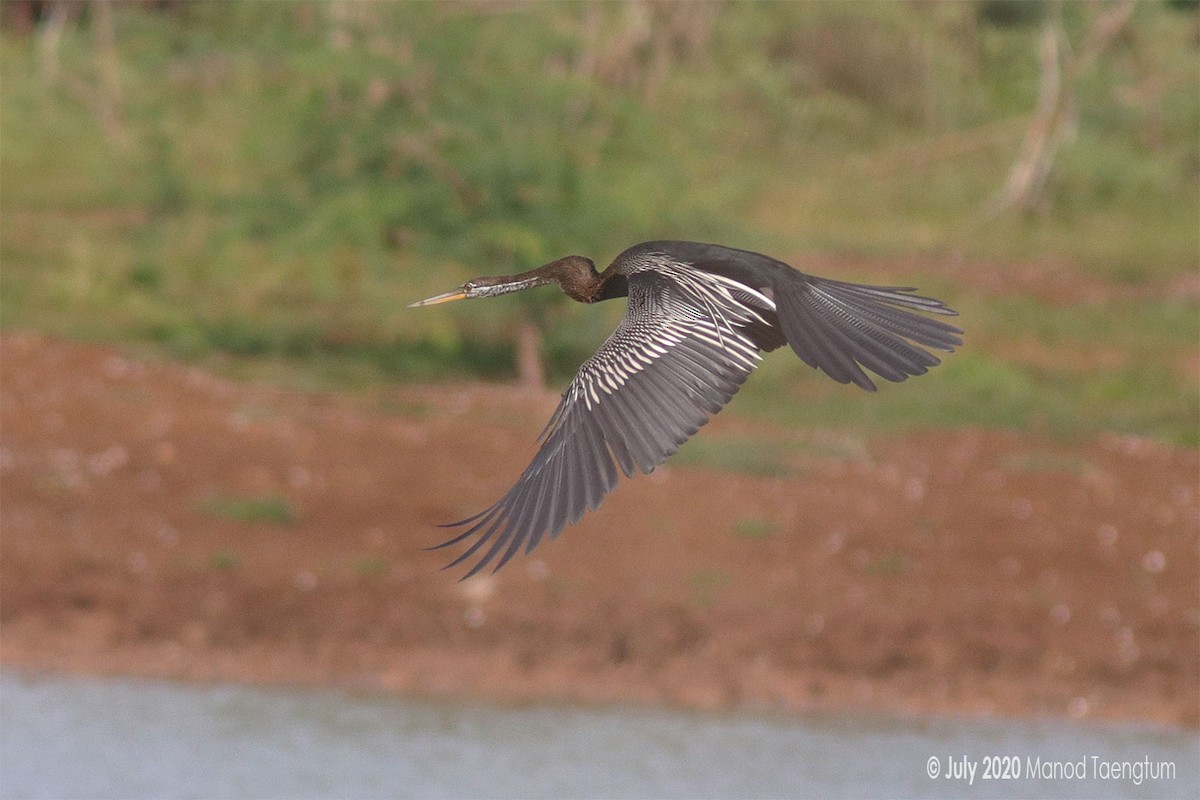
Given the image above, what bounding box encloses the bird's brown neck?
[464,255,606,303]
[527,255,604,303]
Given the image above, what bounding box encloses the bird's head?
[409,256,598,307]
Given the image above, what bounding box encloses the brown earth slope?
[1,333,1197,726]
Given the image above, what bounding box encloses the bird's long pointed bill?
[408,288,469,307]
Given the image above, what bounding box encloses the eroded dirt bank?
[2,334,1196,726]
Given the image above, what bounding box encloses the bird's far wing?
[774,274,963,392]
[431,271,770,578]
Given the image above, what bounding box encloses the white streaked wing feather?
[433,270,768,577]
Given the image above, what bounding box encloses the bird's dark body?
[564,241,785,304]
[412,241,962,577]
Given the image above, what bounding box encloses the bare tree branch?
[37,0,73,81]
[984,0,1137,218]
[515,319,545,391]
[92,0,127,145]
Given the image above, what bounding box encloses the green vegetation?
[732,518,775,541]
[673,435,795,478]
[2,2,1196,443]
[199,493,297,525]
[997,452,1096,474]
[209,550,241,572]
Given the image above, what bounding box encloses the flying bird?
[411,241,961,577]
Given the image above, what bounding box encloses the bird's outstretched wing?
[431,270,773,578]
[775,274,963,391]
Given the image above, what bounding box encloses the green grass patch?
[376,398,436,419]
[209,550,241,571]
[998,452,1096,474]
[732,518,775,540]
[199,493,296,525]
[672,436,794,477]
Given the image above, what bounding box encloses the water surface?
[2,671,1195,799]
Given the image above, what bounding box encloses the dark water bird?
[411,241,962,578]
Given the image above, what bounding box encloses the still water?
[1,670,1196,799]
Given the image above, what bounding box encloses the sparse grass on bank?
[198,493,297,526]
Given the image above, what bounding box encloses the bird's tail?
[773,273,962,391]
